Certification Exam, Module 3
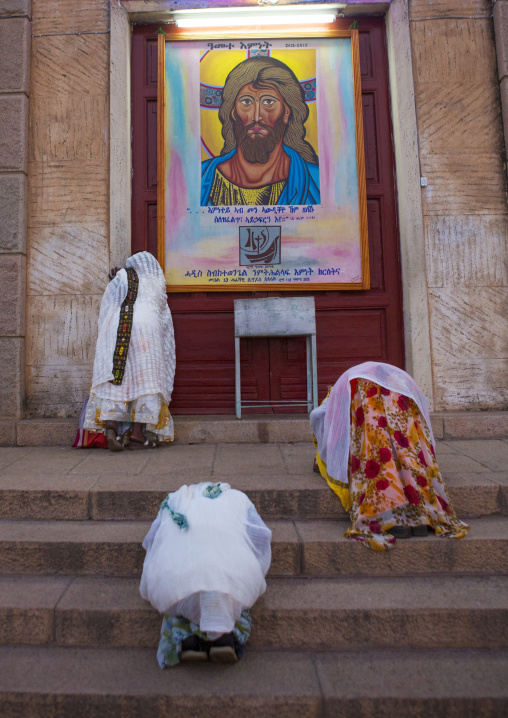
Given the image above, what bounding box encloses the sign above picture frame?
[157,26,369,292]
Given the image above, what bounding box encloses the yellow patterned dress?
[316,378,469,551]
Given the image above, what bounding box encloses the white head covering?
[310,362,434,484]
[126,251,166,288]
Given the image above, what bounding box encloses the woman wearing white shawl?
[140,481,271,666]
[311,362,469,551]
[84,252,176,449]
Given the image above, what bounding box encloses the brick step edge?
[0,480,504,521]
[0,646,506,718]
[2,575,507,650]
[0,517,507,577]
[4,411,508,446]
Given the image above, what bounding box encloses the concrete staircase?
[0,439,507,716]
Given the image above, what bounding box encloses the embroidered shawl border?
[110,268,139,385]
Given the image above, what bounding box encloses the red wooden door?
[131,19,404,414]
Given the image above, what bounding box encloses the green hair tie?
[203,483,222,499]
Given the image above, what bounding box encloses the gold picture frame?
[157,24,369,292]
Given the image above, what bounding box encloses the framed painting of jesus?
[157,26,369,291]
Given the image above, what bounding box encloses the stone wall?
[409,0,508,410]
[26,0,110,416]
[16,0,508,419]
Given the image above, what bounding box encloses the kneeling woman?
[140,482,271,666]
[311,362,469,551]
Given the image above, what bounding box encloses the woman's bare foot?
[130,422,145,443]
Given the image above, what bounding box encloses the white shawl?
[91,252,176,403]
[140,482,272,633]
[310,362,434,485]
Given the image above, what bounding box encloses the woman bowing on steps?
[311,362,469,551]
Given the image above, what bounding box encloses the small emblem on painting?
[239,226,281,265]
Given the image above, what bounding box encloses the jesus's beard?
[233,115,287,164]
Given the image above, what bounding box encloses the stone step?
[0,444,505,521]
[0,517,506,578]
[0,520,299,578]
[0,472,503,521]
[297,515,508,577]
[0,645,506,718]
[1,575,507,650]
[14,416,314,447]
[12,411,508,446]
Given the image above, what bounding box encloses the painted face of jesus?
[231,82,290,164]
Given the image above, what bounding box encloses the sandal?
[128,437,158,450]
[411,525,429,537]
[143,430,161,446]
[388,526,411,539]
[208,633,238,664]
[180,635,209,663]
[106,427,124,452]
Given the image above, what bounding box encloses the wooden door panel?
[314,310,387,396]
[268,336,307,413]
[131,19,405,414]
[362,92,380,183]
[146,100,158,189]
[366,198,384,291]
[359,29,374,79]
[170,312,270,412]
[147,204,157,258]
[316,310,386,361]
[145,38,158,85]
[269,305,387,408]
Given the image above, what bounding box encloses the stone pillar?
[26,0,110,419]
[409,0,508,412]
[0,1,31,443]
[494,0,508,172]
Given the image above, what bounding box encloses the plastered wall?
[409,0,508,410]
[26,0,110,416]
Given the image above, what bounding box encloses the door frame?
[109,0,435,409]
